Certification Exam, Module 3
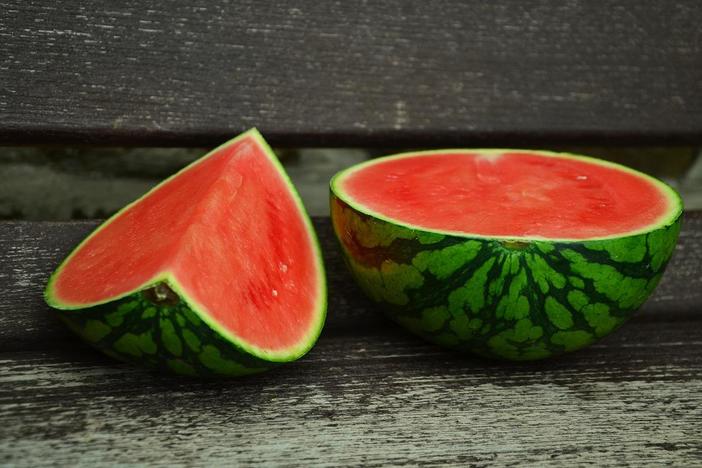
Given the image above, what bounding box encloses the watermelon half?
[45,129,326,376]
[330,150,682,360]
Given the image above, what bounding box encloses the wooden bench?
[1,2,701,465]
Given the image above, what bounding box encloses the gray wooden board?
[1,1,702,147]
[0,215,701,466]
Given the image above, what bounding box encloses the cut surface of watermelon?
[334,150,680,240]
[46,129,325,364]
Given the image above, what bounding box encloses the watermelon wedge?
[330,150,682,360]
[45,129,326,376]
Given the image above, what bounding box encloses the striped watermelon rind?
[54,286,276,376]
[45,130,327,376]
[330,150,683,360]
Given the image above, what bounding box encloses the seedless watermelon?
[45,129,326,376]
[331,150,682,360]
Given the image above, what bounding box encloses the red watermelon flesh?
[47,130,325,361]
[340,150,674,240]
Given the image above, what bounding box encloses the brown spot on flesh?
[500,240,531,250]
[143,282,180,306]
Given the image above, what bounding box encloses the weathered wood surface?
[2,1,701,147]
[1,215,701,466]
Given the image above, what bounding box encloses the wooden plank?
[1,215,701,352]
[1,1,701,147]
[1,330,701,466]
[0,216,701,465]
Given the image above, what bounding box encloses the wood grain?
[1,215,701,351]
[0,216,701,466]
[1,335,701,467]
[1,1,701,147]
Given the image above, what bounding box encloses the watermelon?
[45,129,326,376]
[330,150,682,360]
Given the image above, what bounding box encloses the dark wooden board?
[0,215,701,465]
[1,215,701,352]
[1,1,701,147]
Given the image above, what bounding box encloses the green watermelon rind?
[331,149,683,241]
[45,129,327,375]
[330,149,683,360]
